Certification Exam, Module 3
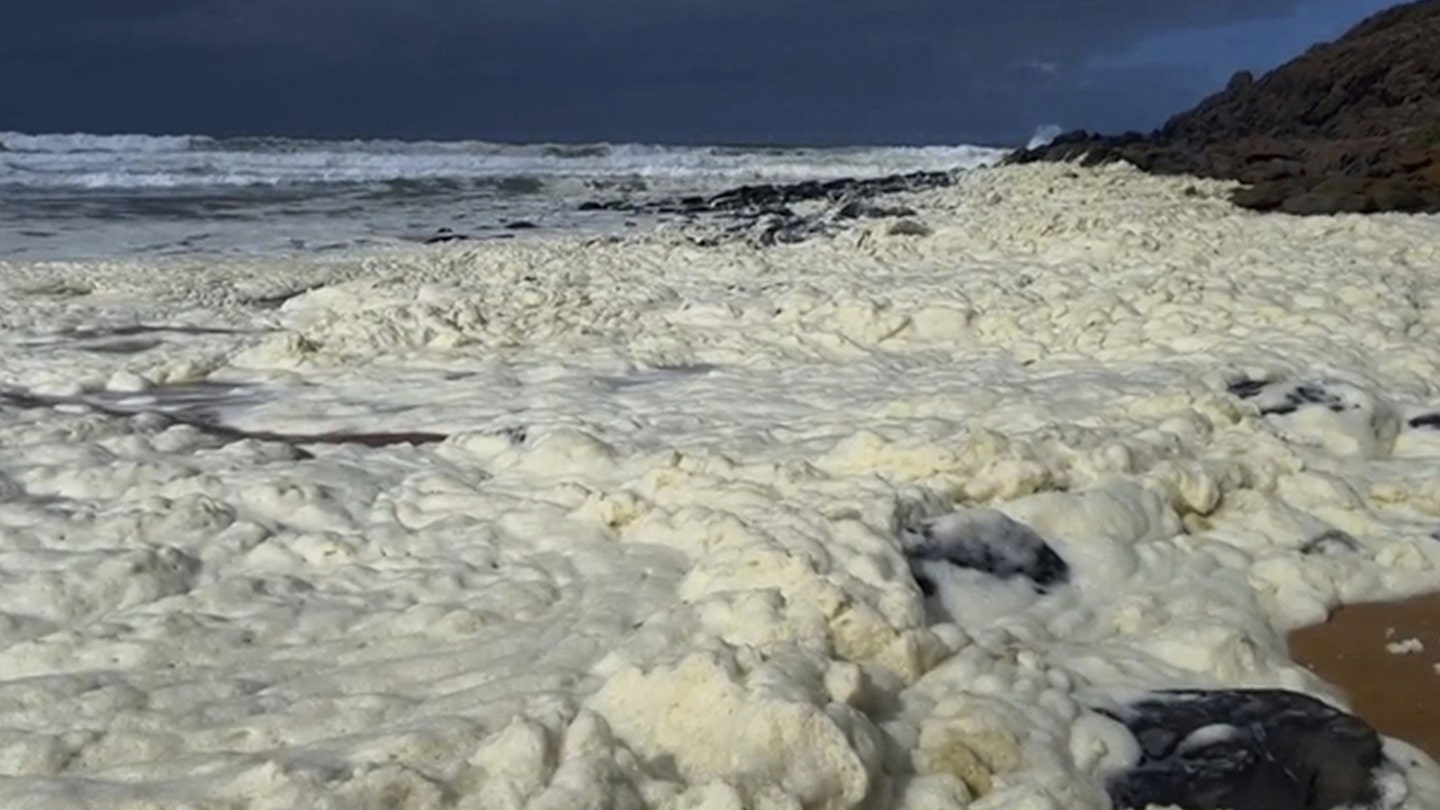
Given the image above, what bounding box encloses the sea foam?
[0,162,1437,808]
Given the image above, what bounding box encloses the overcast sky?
[3,0,1399,145]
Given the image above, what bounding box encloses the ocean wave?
[1026,124,1064,150]
[0,132,1007,192]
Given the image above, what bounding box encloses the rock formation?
[1103,689,1384,810]
[578,169,952,246]
[1009,0,1440,215]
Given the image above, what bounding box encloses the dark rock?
[1230,183,1290,210]
[886,218,932,237]
[504,220,539,230]
[1279,189,1372,216]
[1238,380,1357,417]
[1243,150,1305,182]
[835,200,919,220]
[1366,175,1433,211]
[1103,689,1384,810]
[1227,70,1255,93]
[1410,413,1440,429]
[1225,376,1276,399]
[424,227,470,244]
[1008,0,1440,215]
[575,168,961,247]
[903,510,1069,594]
[492,425,528,445]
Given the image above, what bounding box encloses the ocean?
[0,132,1005,260]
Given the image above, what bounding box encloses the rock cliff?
[1008,1,1440,214]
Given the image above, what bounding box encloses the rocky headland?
[1008,0,1440,215]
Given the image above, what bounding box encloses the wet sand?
[1289,592,1440,760]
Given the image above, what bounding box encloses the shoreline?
[2,162,1439,808]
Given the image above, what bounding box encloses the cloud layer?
[2,0,1396,144]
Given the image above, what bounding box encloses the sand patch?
[1289,591,1440,760]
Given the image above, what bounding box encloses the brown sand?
[1288,592,1440,760]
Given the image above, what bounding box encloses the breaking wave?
[0,131,1007,191]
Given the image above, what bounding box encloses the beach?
[2,160,1440,808]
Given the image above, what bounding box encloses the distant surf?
[0,132,1006,261]
[0,132,1005,192]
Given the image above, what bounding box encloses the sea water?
[0,132,1004,260]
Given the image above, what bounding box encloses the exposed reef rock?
[578,169,953,246]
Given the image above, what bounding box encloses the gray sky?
[2,0,1398,145]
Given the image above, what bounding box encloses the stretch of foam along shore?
[1,162,1440,809]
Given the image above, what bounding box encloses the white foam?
[0,162,1437,808]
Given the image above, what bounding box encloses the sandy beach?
[2,161,1440,809]
[1290,591,1440,761]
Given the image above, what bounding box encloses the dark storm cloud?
[0,0,1391,144]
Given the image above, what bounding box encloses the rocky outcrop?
[1009,0,1440,215]
[578,169,952,246]
[1103,689,1385,810]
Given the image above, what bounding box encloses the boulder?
[1103,689,1384,810]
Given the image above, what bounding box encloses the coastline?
[2,161,1440,808]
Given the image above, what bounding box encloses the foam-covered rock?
[1230,377,1401,458]
[1103,689,1384,810]
[903,509,1069,593]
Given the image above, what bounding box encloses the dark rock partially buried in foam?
[579,168,957,247]
[0,385,449,449]
[1225,376,1356,416]
[1226,376,1275,400]
[1299,528,1362,556]
[902,509,1069,595]
[1102,689,1384,810]
[1223,376,1403,457]
[1410,413,1440,430]
[835,200,918,220]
